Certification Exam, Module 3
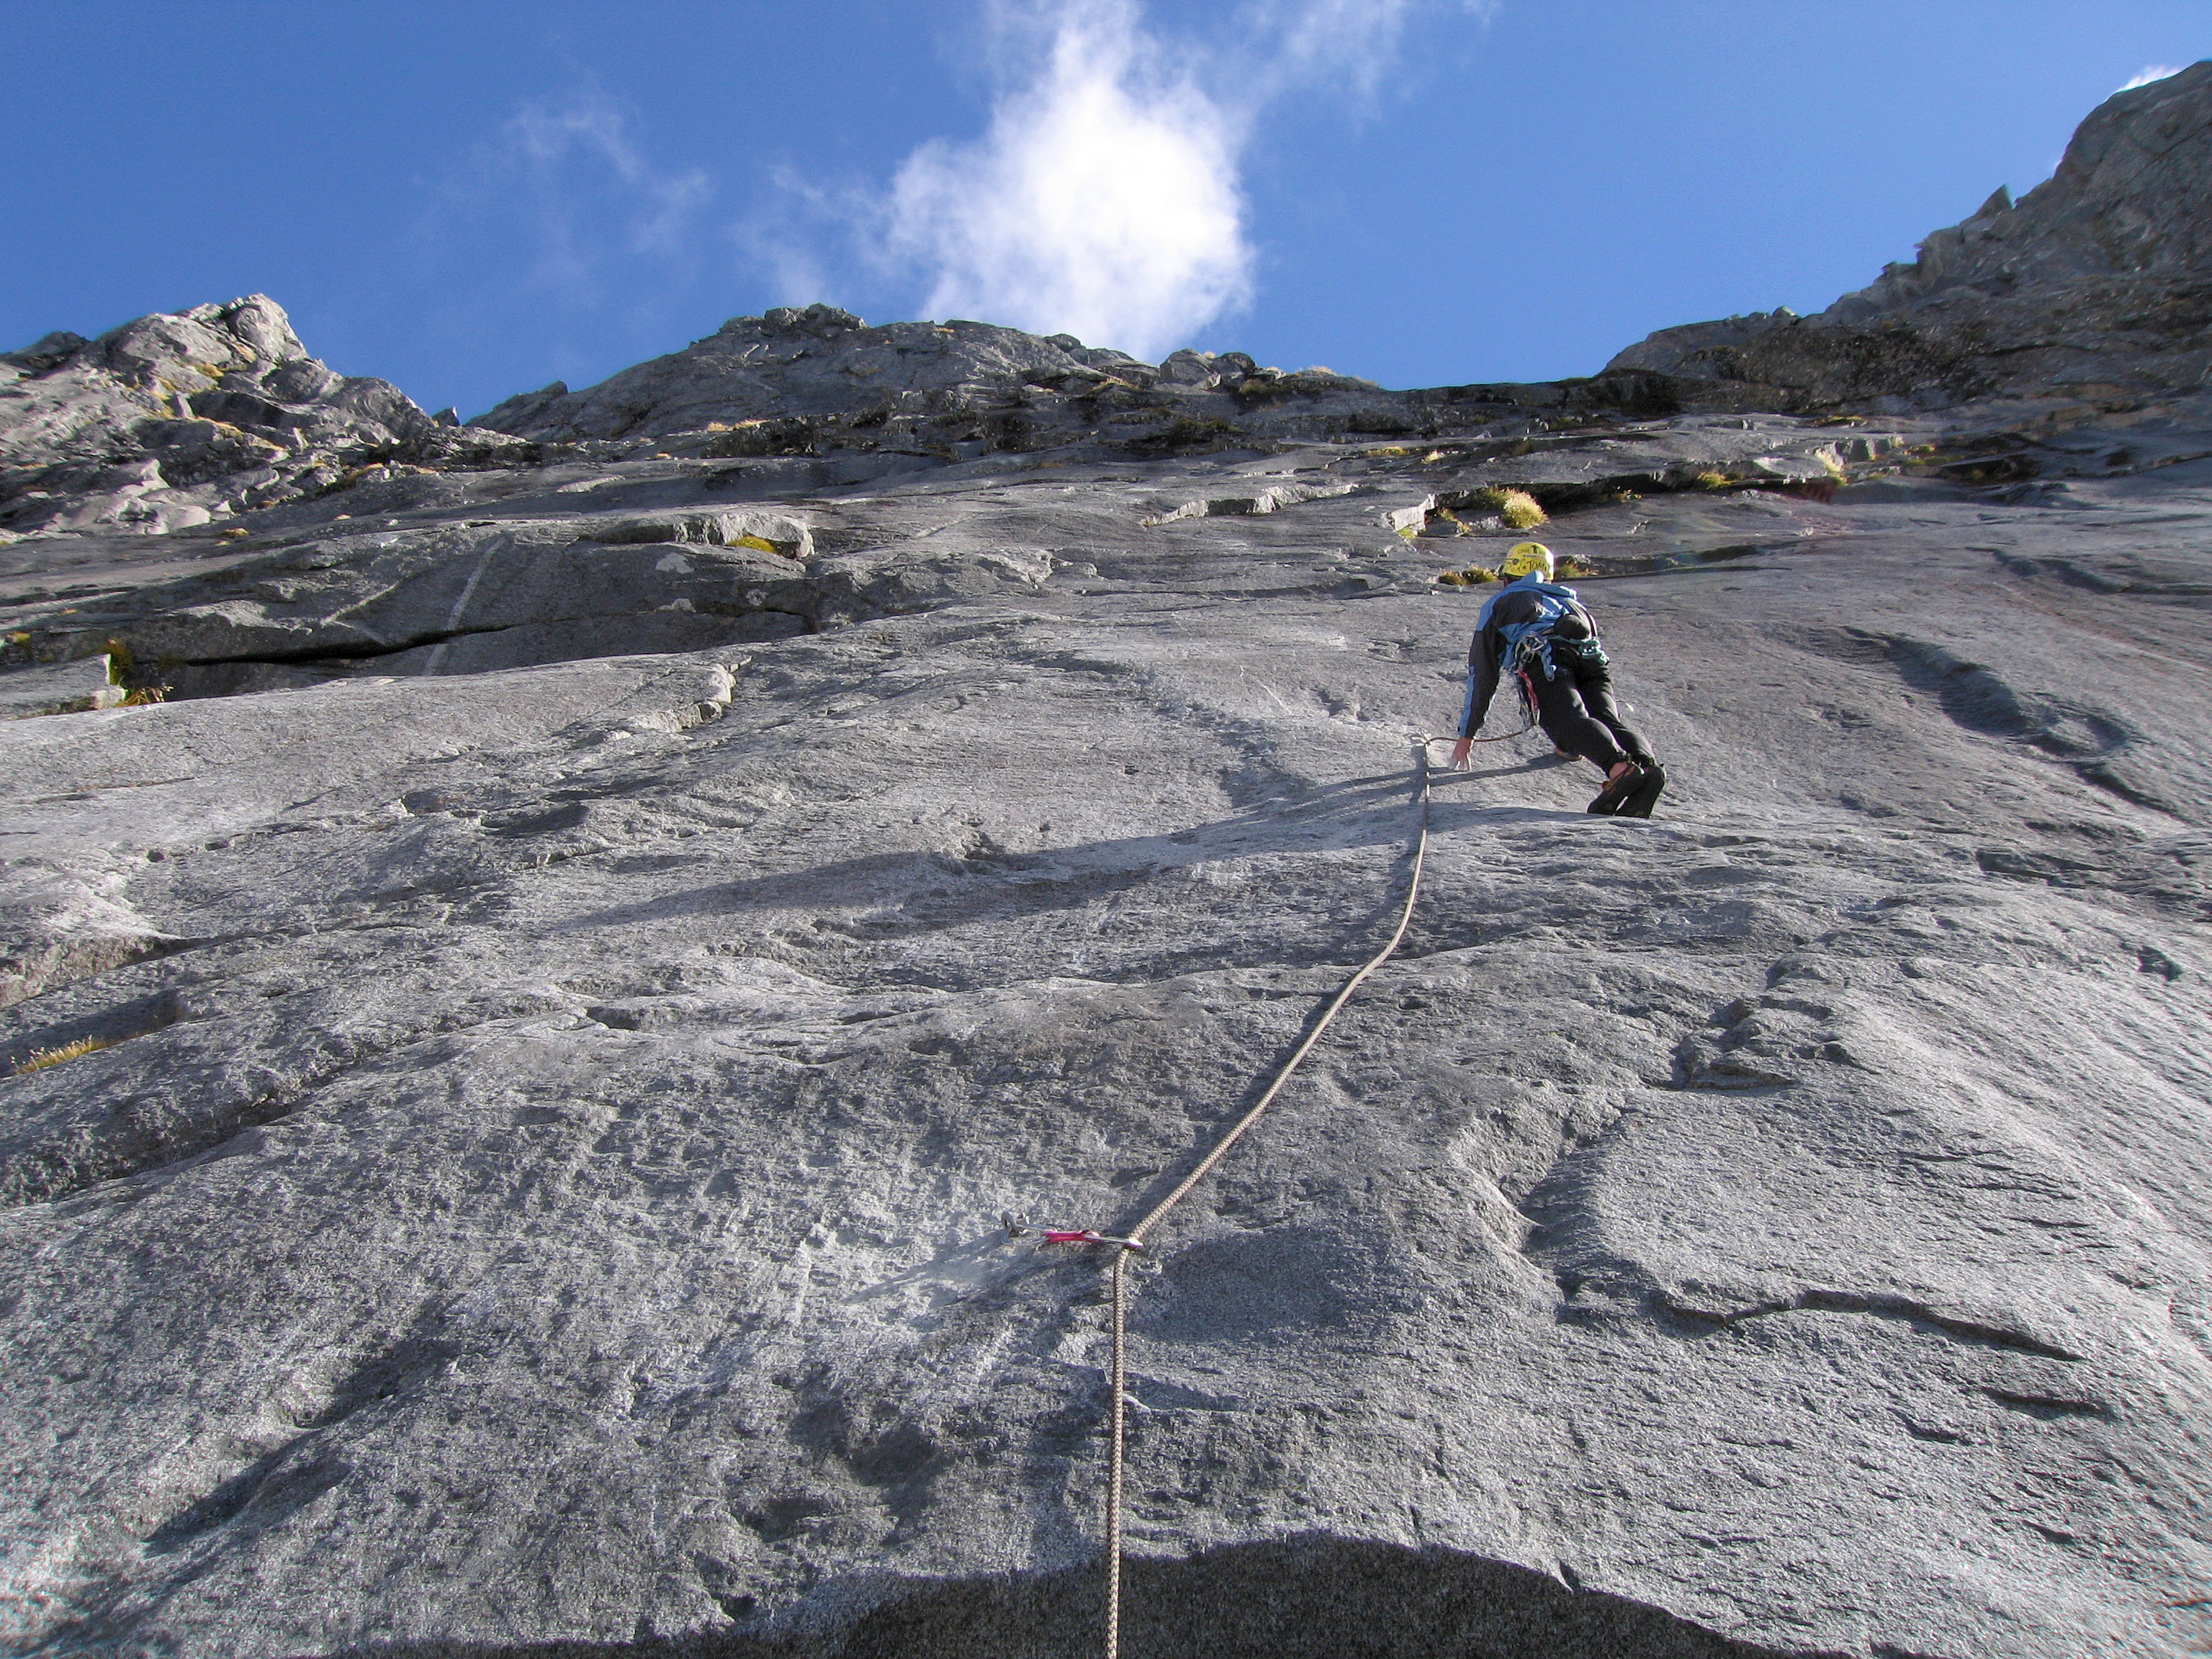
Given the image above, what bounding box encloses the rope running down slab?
[1047,736,1444,1659]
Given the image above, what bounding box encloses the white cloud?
[883,1,1249,359]
[2119,64,2186,92]
[760,0,1484,362]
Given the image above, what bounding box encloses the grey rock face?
[2,395,2209,1658]
[1609,62,2212,410]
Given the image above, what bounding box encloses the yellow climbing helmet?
[1503,541,1554,580]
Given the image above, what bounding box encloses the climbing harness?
[1469,573,1601,733]
[1495,590,1579,681]
[1018,734,1447,1659]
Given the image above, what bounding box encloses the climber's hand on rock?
[1449,737,1473,770]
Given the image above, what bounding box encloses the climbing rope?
[1468,713,1536,744]
[1014,733,1451,1659]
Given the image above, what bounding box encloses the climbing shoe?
[1587,764,1646,815]
[1615,763,1667,818]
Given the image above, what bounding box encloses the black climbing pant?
[1524,656,1653,771]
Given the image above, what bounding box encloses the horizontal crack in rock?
[1661,1287,2088,1362]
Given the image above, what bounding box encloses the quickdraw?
[1004,1215,1143,1251]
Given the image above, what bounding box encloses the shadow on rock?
[317,1536,1833,1659]
[557,770,1427,942]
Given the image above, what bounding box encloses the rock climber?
[1447,541,1665,816]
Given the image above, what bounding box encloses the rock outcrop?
[1609,64,2212,410]
[2,68,2211,1659]
[0,296,536,539]
[475,303,1159,441]
[470,300,1698,464]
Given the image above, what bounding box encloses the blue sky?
[3,1,2206,419]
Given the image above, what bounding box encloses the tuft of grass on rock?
[120,685,168,706]
[1469,486,1548,529]
[1437,566,1501,586]
[1557,555,1598,578]
[13,1035,117,1076]
[1694,470,1734,490]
